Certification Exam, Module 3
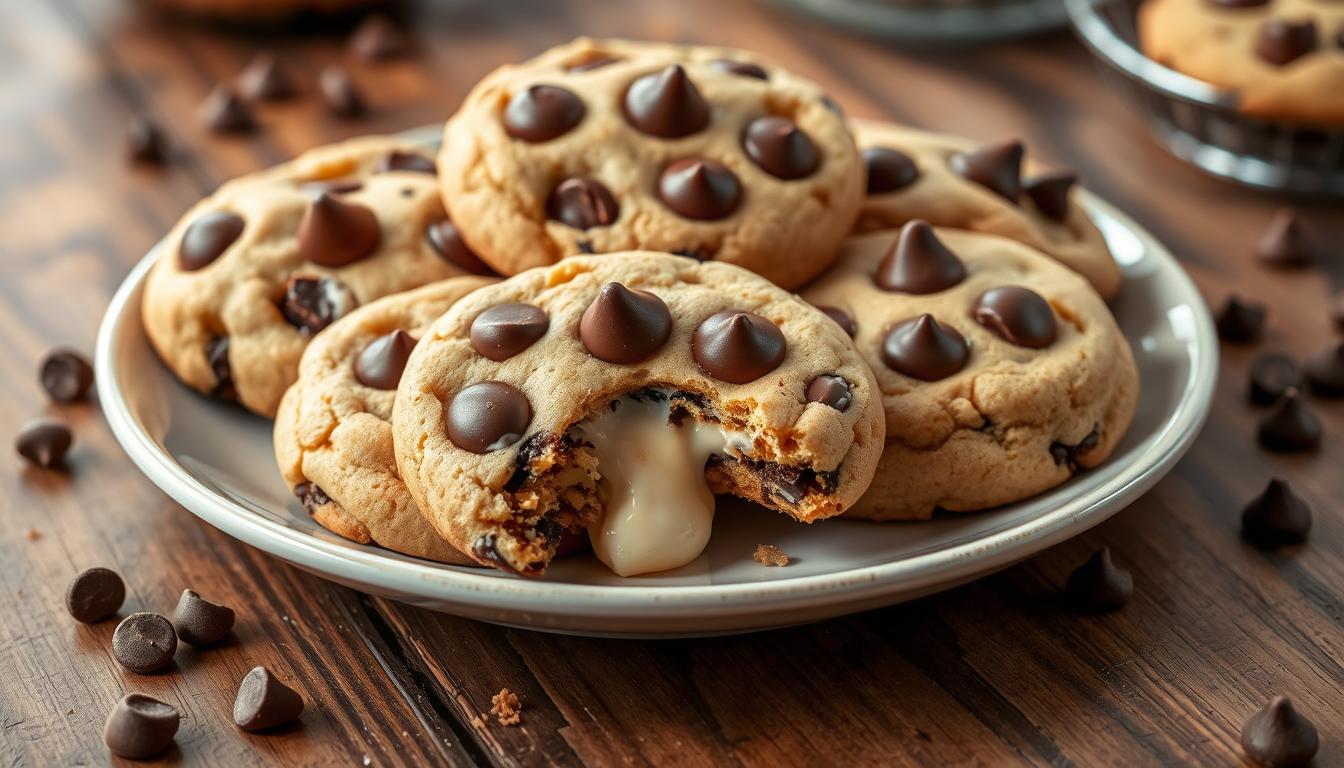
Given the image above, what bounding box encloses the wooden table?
[3,0,1342,764]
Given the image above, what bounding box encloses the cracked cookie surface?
[802,225,1137,520]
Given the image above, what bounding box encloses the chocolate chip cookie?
[392,254,885,577]
[853,119,1123,300]
[438,37,864,290]
[142,136,494,417]
[802,223,1138,520]
[274,277,496,563]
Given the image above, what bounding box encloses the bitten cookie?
[438,37,864,290]
[853,119,1123,301]
[1139,0,1344,126]
[274,277,496,564]
[802,223,1138,520]
[392,254,885,577]
[142,136,495,417]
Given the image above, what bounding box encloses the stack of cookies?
[141,37,1138,578]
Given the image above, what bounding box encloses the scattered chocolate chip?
[281,276,357,335]
[1216,295,1267,343]
[376,150,436,175]
[173,589,235,647]
[234,666,304,732]
[950,140,1023,202]
[206,336,235,400]
[424,219,493,274]
[1255,19,1317,66]
[875,220,967,294]
[579,283,672,364]
[565,51,621,72]
[546,177,619,229]
[198,86,254,133]
[882,314,969,381]
[1257,388,1321,453]
[15,419,72,469]
[1241,696,1319,768]
[349,15,409,61]
[294,482,331,515]
[863,147,920,195]
[65,567,126,623]
[238,52,295,101]
[1023,171,1076,222]
[112,613,178,674]
[40,349,94,403]
[503,84,585,142]
[299,193,380,267]
[806,375,852,411]
[446,382,531,454]
[1064,546,1132,612]
[658,159,741,220]
[710,58,768,79]
[179,211,245,271]
[1249,353,1300,406]
[1242,479,1312,547]
[623,64,710,138]
[126,116,167,164]
[1257,209,1313,268]
[471,304,549,362]
[742,117,819,180]
[1050,428,1100,469]
[103,694,180,760]
[974,286,1058,348]
[1304,342,1344,397]
[319,66,366,118]
[354,330,417,389]
[693,310,787,384]
[816,305,857,337]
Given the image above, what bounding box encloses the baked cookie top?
[1139,0,1344,126]
[274,277,496,564]
[142,136,494,417]
[438,37,864,290]
[801,224,1138,519]
[852,118,1123,301]
[392,253,885,577]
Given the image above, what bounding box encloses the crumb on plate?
[754,544,789,566]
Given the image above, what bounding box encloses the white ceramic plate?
[96,176,1216,638]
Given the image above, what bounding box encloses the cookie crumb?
[25,528,41,541]
[490,688,521,726]
[754,544,789,566]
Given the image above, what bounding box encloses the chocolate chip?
[1255,19,1317,66]
[349,15,409,61]
[294,482,331,515]
[425,219,494,274]
[658,159,741,220]
[1242,479,1312,547]
[172,589,235,647]
[565,51,621,72]
[816,305,857,337]
[354,330,417,389]
[1023,171,1076,222]
[15,419,72,469]
[179,211,244,271]
[238,52,295,101]
[1257,388,1321,453]
[1256,209,1313,268]
[1241,696,1319,768]
[882,314,969,381]
[126,116,167,164]
[319,66,366,118]
[623,64,710,138]
[376,150,436,175]
[1304,342,1344,397]
[710,58,767,79]
[471,304,549,362]
[546,178,619,229]
[1216,295,1267,343]
[299,193,380,267]
[112,613,177,674]
[863,147,919,195]
[875,220,967,294]
[206,336,236,400]
[1249,353,1300,406]
[103,694,180,760]
[1050,428,1100,470]
[302,179,363,197]
[1064,547,1132,612]
[693,310,786,384]
[579,283,672,364]
[806,375,852,411]
[503,84,586,142]
[281,276,357,335]
[40,349,94,403]
[65,567,126,623]
[742,117,819,180]
[198,86,254,133]
[446,382,531,453]
[973,286,1058,348]
[234,666,305,732]
[950,140,1023,202]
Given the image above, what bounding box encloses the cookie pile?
[140,37,1138,579]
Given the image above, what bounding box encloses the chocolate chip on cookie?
[816,305,857,337]
[657,159,742,220]
[710,58,768,79]
[355,330,418,389]
[1255,19,1317,67]
[299,193,381,266]
[205,336,236,400]
[875,220,967,294]
[504,85,586,142]
[950,140,1023,202]
[426,218,494,274]
[693,310,786,384]
[472,304,549,361]
[281,276,357,335]
[180,211,245,271]
[623,65,710,138]
[377,150,437,175]
[806,374,853,411]
[863,146,920,195]
[447,382,532,453]
[881,314,969,382]
[580,283,672,364]
[743,117,819,179]
[973,286,1059,349]
[1023,171,1077,222]
[547,178,620,229]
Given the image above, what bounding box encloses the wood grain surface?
[2,0,1342,765]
